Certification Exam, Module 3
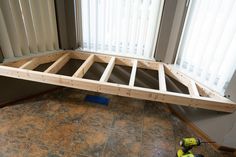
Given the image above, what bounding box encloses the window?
[79,0,164,60]
[0,0,59,59]
[175,0,236,94]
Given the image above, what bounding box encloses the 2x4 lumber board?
[44,53,70,73]
[4,50,159,70]
[164,64,190,87]
[165,64,222,99]
[73,54,94,78]
[195,83,231,102]
[72,51,159,70]
[39,53,67,65]
[19,58,39,70]
[158,63,167,91]
[188,80,200,97]
[100,56,116,82]
[3,59,32,68]
[167,106,222,151]
[167,65,232,102]
[138,60,159,70]
[3,52,65,69]
[165,64,219,99]
[3,51,65,67]
[129,60,138,86]
[116,57,133,67]
[0,65,235,112]
[70,51,90,60]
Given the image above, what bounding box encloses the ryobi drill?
[176,137,215,157]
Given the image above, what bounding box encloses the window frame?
[75,0,167,61]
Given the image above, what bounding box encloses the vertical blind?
[79,0,164,60]
[0,0,59,59]
[176,0,236,94]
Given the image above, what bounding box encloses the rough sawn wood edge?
[0,50,235,113]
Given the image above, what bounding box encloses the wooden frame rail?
[0,50,236,113]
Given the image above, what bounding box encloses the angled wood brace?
[0,50,235,113]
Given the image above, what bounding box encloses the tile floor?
[0,88,233,157]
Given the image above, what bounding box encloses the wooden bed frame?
[0,50,235,113]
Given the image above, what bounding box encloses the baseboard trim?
[168,104,236,154]
[0,87,61,108]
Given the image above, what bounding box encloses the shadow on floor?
[0,88,233,157]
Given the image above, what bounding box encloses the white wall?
[161,0,236,148]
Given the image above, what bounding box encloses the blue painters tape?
[84,95,109,106]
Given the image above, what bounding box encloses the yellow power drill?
[176,137,215,157]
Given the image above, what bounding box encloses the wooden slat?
[188,80,200,97]
[71,50,159,70]
[0,65,235,113]
[70,51,90,60]
[0,51,235,113]
[195,83,230,101]
[73,54,94,78]
[44,53,70,73]
[100,57,115,82]
[129,60,138,86]
[168,106,222,151]
[166,64,231,101]
[19,58,39,70]
[39,53,67,65]
[3,51,65,67]
[164,64,190,87]
[158,63,166,91]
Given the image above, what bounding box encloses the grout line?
[71,153,90,157]
[100,130,109,157]
[35,99,91,156]
[170,114,178,155]
[139,102,145,157]
[100,109,116,157]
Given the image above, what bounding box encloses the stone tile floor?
[0,88,233,157]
